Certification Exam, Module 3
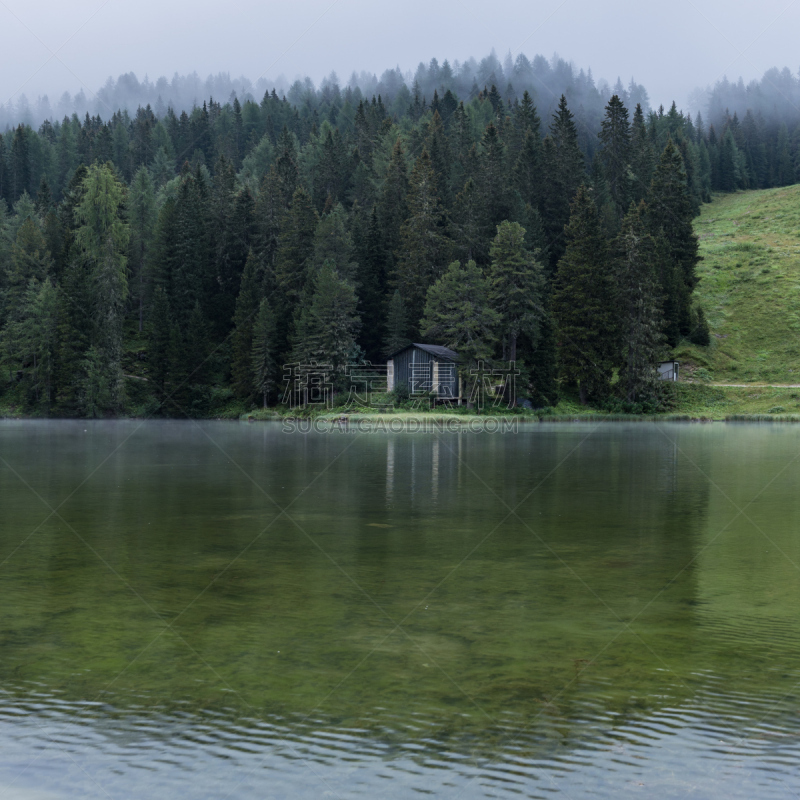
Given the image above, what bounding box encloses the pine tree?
[630,104,655,203]
[487,221,544,362]
[527,299,558,407]
[540,96,585,270]
[552,186,616,404]
[147,285,172,395]
[73,163,130,411]
[383,289,411,357]
[598,95,632,221]
[251,298,278,407]
[646,139,701,340]
[5,218,52,314]
[128,167,157,332]
[613,203,665,403]
[394,149,451,331]
[420,259,500,372]
[292,263,361,388]
[689,307,711,346]
[230,249,267,398]
[275,186,318,304]
[376,138,409,278]
[312,202,357,281]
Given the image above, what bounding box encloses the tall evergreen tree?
[613,203,665,402]
[420,259,500,380]
[128,167,157,332]
[598,95,632,222]
[487,221,544,362]
[73,163,130,411]
[251,297,278,407]
[552,186,616,404]
[394,150,451,331]
[646,139,701,340]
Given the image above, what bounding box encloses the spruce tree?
[420,260,500,373]
[646,139,701,340]
[251,298,278,407]
[128,167,157,332]
[147,285,172,396]
[73,163,130,411]
[394,149,451,331]
[383,290,411,357]
[598,95,632,222]
[230,249,267,398]
[487,221,544,362]
[613,203,665,403]
[552,186,616,404]
[630,104,654,203]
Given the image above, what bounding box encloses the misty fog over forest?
[2,51,649,130]
[2,42,800,418]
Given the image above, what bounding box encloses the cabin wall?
[393,346,459,399]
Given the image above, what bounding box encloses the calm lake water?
[1,420,800,799]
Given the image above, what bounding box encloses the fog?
[2,0,800,126]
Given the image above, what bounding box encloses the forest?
[0,53,797,417]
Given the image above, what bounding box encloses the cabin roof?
[388,343,459,361]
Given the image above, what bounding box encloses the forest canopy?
[0,53,791,417]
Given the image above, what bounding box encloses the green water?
[1,420,800,799]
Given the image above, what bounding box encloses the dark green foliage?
[383,290,411,357]
[689,307,711,347]
[646,139,701,341]
[251,298,278,406]
[0,64,776,415]
[613,203,666,402]
[394,150,450,331]
[552,187,617,404]
[421,259,499,371]
[598,95,632,222]
[487,221,544,362]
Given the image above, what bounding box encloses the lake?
[1,420,799,799]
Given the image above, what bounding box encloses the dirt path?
[708,383,800,388]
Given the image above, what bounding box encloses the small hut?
[387,344,460,401]
[657,360,680,381]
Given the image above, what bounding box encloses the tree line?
[0,81,718,416]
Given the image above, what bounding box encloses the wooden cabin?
[387,344,461,401]
[657,360,680,381]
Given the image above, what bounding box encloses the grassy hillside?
[676,186,800,383]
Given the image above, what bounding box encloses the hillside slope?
[677,186,800,383]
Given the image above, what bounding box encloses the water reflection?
[0,421,799,799]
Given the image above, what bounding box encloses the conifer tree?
[394,149,451,331]
[540,96,585,269]
[487,221,544,362]
[613,203,665,403]
[147,285,172,396]
[630,104,655,203]
[251,297,278,407]
[646,139,701,340]
[420,259,500,372]
[230,249,267,398]
[376,139,409,278]
[598,95,632,221]
[128,167,157,332]
[527,300,559,407]
[552,186,616,404]
[291,263,360,387]
[383,289,411,357]
[275,186,318,304]
[73,163,130,411]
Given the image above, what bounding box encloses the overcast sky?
[1,0,799,111]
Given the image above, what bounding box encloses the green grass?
[681,186,800,383]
